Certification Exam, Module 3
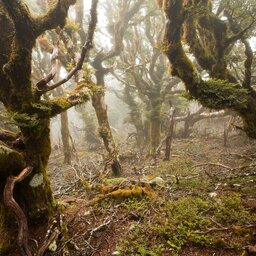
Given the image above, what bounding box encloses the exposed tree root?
[3,166,33,256]
[3,166,63,256]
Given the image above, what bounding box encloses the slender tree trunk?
[224,116,235,147]
[91,68,121,176]
[130,115,145,149]
[165,107,175,160]
[60,111,71,164]
[183,111,191,138]
[149,100,161,155]
[151,119,161,153]
[144,120,151,146]
[92,92,121,176]
[135,125,145,149]
[55,70,72,165]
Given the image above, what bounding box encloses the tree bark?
[18,120,55,220]
[165,107,175,160]
[0,0,98,252]
[161,0,256,139]
[92,92,122,176]
[0,120,55,254]
[149,99,161,155]
[60,111,72,164]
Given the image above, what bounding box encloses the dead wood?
[37,228,59,256]
[194,224,256,235]
[193,162,233,171]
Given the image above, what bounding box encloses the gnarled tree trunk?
[0,120,55,254]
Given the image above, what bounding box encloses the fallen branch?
[86,219,112,246]
[193,162,233,171]
[37,228,60,256]
[194,227,229,234]
[194,224,256,235]
[3,166,33,256]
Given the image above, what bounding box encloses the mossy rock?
[0,143,25,174]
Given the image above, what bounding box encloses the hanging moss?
[11,112,40,128]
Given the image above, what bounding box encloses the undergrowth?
[115,192,254,255]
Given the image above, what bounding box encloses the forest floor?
[12,134,256,256]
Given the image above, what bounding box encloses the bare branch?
[99,0,145,62]
[36,0,98,96]
[36,40,59,91]
[224,17,255,48]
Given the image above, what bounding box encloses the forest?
[0,0,256,255]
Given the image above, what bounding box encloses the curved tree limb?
[34,0,77,37]
[1,0,33,33]
[36,40,60,91]
[3,166,33,256]
[36,0,98,97]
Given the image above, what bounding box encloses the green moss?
[31,103,52,112]
[48,97,71,110]
[198,79,248,111]
[11,112,40,128]
[117,196,212,255]
[0,143,25,174]
[215,193,252,225]
[116,190,255,255]
[64,18,79,34]
[104,177,127,185]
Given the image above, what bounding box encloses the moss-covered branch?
[1,0,33,34]
[198,80,248,111]
[45,88,91,117]
[161,0,256,138]
[34,0,77,37]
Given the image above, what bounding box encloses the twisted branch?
[36,0,99,96]
[3,166,33,256]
